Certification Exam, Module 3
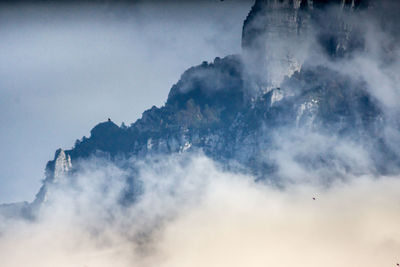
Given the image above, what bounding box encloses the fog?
[1,153,400,267]
[1,1,400,266]
[0,0,253,203]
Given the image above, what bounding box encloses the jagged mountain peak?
[167,55,247,107]
[2,0,398,219]
[90,120,120,139]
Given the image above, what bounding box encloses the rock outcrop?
[2,0,399,218]
[242,0,368,88]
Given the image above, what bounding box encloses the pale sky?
[0,0,254,203]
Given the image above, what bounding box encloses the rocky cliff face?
[32,57,389,206]
[2,0,399,217]
[242,0,368,88]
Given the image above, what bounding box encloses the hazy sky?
[0,0,253,203]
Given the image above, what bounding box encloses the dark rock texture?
[242,0,370,87]
[2,0,399,217]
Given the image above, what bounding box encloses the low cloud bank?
[1,152,400,267]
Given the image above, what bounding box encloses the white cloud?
[1,152,400,267]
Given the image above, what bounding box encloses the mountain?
[242,0,370,88]
[2,0,399,218]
